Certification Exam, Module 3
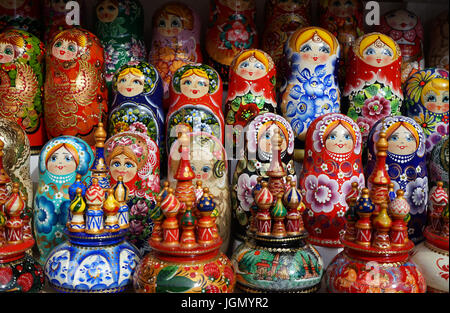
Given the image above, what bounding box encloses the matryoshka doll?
[0,0,42,37]
[300,113,364,248]
[0,29,46,154]
[43,0,85,44]
[377,9,424,84]
[33,136,94,264]
[148,2,202,112]
[403,68,449,156]
[231,112,296,250]
[166,63,224,154]
[225,49,277,151]
[105,122,161,254]
[318,0,364,84]
[167,132,231,253]
[343,32,402,141]
[280,26,340,162]
[95,0,146,97]
[366,116,428,244]
[108,61,165,150]
[261,0,311,88]
[44,28,108,147]
[427,11,448,71]
[205,0,258,83]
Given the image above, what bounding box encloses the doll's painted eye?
[319,45,330,53]
[426,94,437,102]
[183,79,192,85]
[239,61,249,68]
[344,134,351,140]
[406,135,414,142]
[365,48,376,55]
[332,0,341,7]
[345,0,354,6]
[65,155,73,162]
[4,47,13,55]
[171,18,181,28]
[98,6,104,12]
[300,44,312,52]
[158,19,166,27]
[133,79,142,85]
[382,49,393,57]
[68,44,76,52]
[119,78,127,83]
[254,62,265,70]
[443,95,449,103]
[328,133,337,140]
[408,13,415,19]
[107,5,115,11]
[125,162,134,169]
[202,166,211,173]
[112,161,121,168]
[51,155,58,162]
[265,132,271,139]
[191,165,196,172]
[198,81,207,87]
[55,41,63,48]
[389,135,399,142]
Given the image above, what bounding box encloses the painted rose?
[237,173,259,211]
[362,95,391,122]
[304,174,340,213]
[404,177,428,215]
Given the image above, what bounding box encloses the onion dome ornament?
[132,133,235,293]
[324,129,427,293]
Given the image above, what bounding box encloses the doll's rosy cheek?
[319,54,329,62]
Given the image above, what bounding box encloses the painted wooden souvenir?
[44,28,108,147]
[225,49,277,148]
[377,9,424,83]
[429,136,449,189]
[0,29,46,154]
[43,0,85,44]
[0,117,32,211]
[167,132,230,253]
[343,32,402,141]
[261,0,310,88]
[133,133,235,293]
[148,2,202,111]
[95,0,146,96]
[403,68,449,156]
[231,112,296,249]
[410,182,449,293]
[108,61,165,150]
[325,132,426,293]
[427,11,449,71]
[105,122,161,255]
[166,63,224,154]
[232,131,323,292]
[0,173,45,293]
[300,113,364,248]
[318,0,364,84]
[0,0,42,37]
[366,116,428,244]
[33,135,94,264]
[280,26,340,161]
[44,175,141,293]
[205,0,258,82]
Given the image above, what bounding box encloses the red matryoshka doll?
[0,29,46,154]
[43,0,85,44]
[225,49,277,151]
[148,2,202,112]
[343,32,402,141]
[44,28,108,147]
[205,0,258,83]
[261,0,311,88]
[318,0,364,84]
[300,113,364,248]
[427,11,449,71]
[377,9,424,84]
[0,0,42,37]
[166,63,224,154]
[105,122,161,254]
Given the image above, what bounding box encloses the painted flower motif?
[321,164,328,171]
[80,256,111,285]
[414,112,436,136]
[362,96,391,122]
[34,196,57,234]
[400,174,408,182]
[304,174,340,213]
[405,69,436,103]
[314,227,322,234]
[416,166,421,173]
[339,229,346,236]
[356,117,372,138]
[336,210,345,217]
[337,171,345,179]
[130,200,149,217]
[353,163,359,171]
[46,254,68,278]
[404,177,428,215]
[226,21,249,43]
[237,174,259,211]
[129,219,145,235]
[340,174,365,207]
[234,102,260,127]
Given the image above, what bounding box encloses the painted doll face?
[51,0,68,13]
[52,39,78,61]
[221,0,253,11]
[329,0,357,18]
[362,40,394,67]
[96,0,119,23]
[258,124,288,156]
[385,10,417,31]
[47,146,77,176]
[180,74,209,99]
[423,86,449,114]
[0,0,25,9]
[157,14,183,37]
[0,43,15,63]
[117,72,145,97]
[387,125,417,155]
[325,124,354,154]
[109,153,138,183]
[278,0,301,11]
[236,56,267,81]
[299,37,331,64]
[190,150,215,181]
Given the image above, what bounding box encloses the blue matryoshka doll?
[108,61,165,151]
[33,136,94,264]
[366,116,428,244]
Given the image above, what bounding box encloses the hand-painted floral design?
[219,16,255,50]
[304,174,340,214]
[361,95,391,122]
[34,196,57,234]
[237,173,259,212]
[404,177,428,215]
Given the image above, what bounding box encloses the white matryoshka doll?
[167,132,230,253]
[105,122,160,254]
[300,113,364,248]
[366,116,428,244]
[280,26,340,162]
[377,8,424,84]
[231,112,296,250]
[403,68,449,156]
[166,63,224,155]
[33,136,94,264]
[148,2,203,112]
[343,32,402,141]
